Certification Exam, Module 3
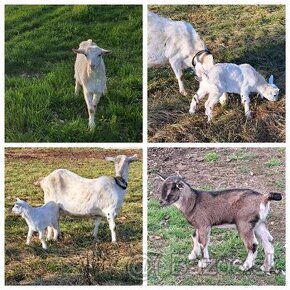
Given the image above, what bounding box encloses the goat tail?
[33,177,43,187]
[268,192,282,201]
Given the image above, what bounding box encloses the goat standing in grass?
[73,39,111,130]
[189,62,279,122]
[148,11,213,96]
[37,155,137,242]
[157,174,282,272]
[12,198,60,249]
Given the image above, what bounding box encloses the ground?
[5,148,143,285]
[147,148,285,285]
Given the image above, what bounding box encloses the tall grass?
[5,5,142,142]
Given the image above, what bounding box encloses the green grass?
[5,148,143,285]
[204,152,219,162]
[148,5,285,142]
[265,158,281,167]
[148,200,285,286]
[5,5,142,142]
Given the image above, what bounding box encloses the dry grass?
[148,5,285,143]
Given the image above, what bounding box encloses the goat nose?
[159,200,164,206]
[90,64,96,70]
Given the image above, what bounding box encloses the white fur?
[189,63,279,122]
[73,39,111,130]
[259,202,270,221]
[255,222,274,272]
[12,198,60,249]
[39,155,137,242]
[148,12,213,96]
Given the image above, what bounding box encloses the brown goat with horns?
[157,173,282,272]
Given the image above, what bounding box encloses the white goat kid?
[73,39,111,130]
[12,198,60,249]
[189,63,279,122]
[39,155,137,242]
[148,11,213,96]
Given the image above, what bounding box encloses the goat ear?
[105,156,115,162]
[268,75,274,84]
[101,49,112,55]
[202,54,214,70]
[128,154,137,162]
[72,48,85,54]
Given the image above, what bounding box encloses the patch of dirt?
[5,148,142,161]
[148,147,285,242]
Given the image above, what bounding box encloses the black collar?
[192,48,212,66]
[114,176,128,190]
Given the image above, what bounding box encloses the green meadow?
[5,5,142,142]
[5,148,143,285]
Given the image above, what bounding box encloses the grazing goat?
[189,63,279,122]
[148,11,214,96]
[73,39,111,130]
[157,174,282,272]
[38,155,137,242]
[12,198,60,249]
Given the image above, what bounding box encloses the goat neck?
[114,160,130,184]
[175,185,198,222]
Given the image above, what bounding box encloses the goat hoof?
[180,90,188,96]
[239,264,252,271]
[89,124,96,131]
[198,259,210,268]
[260,264,271,272]
[189,109,196,115]
[246,112,252,120]
[188,253,197,261]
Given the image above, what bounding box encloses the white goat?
[148,11,214,96]
[189,63,279,122]
[73,39,111,130]
[38,154,137,242]
[12,198,60,249]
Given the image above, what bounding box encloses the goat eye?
[84,53,87,57]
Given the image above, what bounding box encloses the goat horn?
[175,171,183,178]
[155,172,167,181]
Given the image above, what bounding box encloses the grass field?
[148,5,285,142]
[147,148,285,285]
[5,5,142,142]
[5,148,143,285]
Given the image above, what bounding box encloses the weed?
[265,158,281,167]
[204,152,219,162]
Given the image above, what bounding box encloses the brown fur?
[159,175,282,271]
